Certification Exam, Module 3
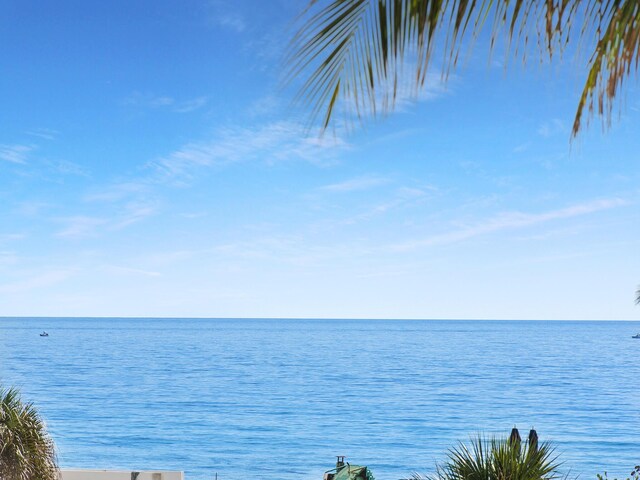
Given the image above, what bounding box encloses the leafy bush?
[0,386,58,480]
[409,434,567,480]
[597,466,640,480]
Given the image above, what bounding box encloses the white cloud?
[16,201,54,216]
[111,202,157,230]
[68,196,628,273]
[180,212,208,219]
[174,96,209,113]
[55,202,156,238]
[123,92,175,108]
[44,158,89,177]
[538,119,565,137]
[206,1,246,33]
[320,176,390,193]
[0,251,19,267]
[390,197,629,251]
[25,128,58,140]
[394,71,451,107]
[512,142,530,153]
[0,144,33,164]
[55,216,108,238]
[336,69,452,122]
[123,92,209,113]
[103,265,161,277]
[339,186,430,224]
[150,121,348,183]
[0,141,88,177]
[0,233,26,243]
[145,249,199,267]
[0,269,74,294]
[247,95,282,118]
[215,13,246,33]
[85,182,151,202]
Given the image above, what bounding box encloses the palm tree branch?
[573,0,640,135]
[289,0,640,135]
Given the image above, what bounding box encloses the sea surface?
[1,318,639,480]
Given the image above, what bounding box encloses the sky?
[1,0,639,320]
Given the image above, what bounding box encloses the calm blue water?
[1,319,639,480]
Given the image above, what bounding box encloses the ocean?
[1,318,638,480]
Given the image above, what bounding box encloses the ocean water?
[0,318,639,480]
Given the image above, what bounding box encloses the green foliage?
[0,386,58,480]
[597,466,640,480]
[287,1,640,136]
[408,435,567,480]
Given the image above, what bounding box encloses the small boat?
[39,331,49,337]
[632,333,640,339]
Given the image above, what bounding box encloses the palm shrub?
[288,1,640,136]
[0,386,58,480]
[409,435,566,480]
[597,466,640,480]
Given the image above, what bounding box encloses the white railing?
[60,469,184,480]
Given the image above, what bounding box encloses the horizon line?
[1,316,638,322]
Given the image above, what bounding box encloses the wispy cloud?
[103,265,161,277]
[55,201,157,238]
[25,128,58,140]
[124,92,175,108]
[345,69,453,120]
[120,197,628,274]
[215,13,246,33]
[65,120,341,239]
[340,186,431,224]
[0,144,34,164]
[0,251,19,267]
[174,96,209,113]
[394,71,452,108]
[179,212,208,219]
[0,269,74,294]
[320,176,390,193]
[305,184,434,233]
[538,119,565,137]
[15,201,54,216]
[55,216,108,238]
[44,158,90,177]
[145,249,199,267]
[390,197,629,251]
[85,181,151,202]
[150,121,348,184]
[123,93,209,113]
[0,140,89,179]
[206,1,247,33]
[512,142,530,153]
[111,202,157,230]
[0,233,26,244]
[247,95,282,118]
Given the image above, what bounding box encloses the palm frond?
[407,434,569,480]
[287,0,640,136]
[0,386,58,480]
[573,0,640,135]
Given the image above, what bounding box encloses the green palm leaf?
[287,0,640,136]
[0,386,58,480]
[407,435,568,480]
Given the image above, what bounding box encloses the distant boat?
[632,333,640,339]
[39,331,49,337]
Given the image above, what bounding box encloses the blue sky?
[1,0,639,319]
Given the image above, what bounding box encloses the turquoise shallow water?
[1,318,639,480]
